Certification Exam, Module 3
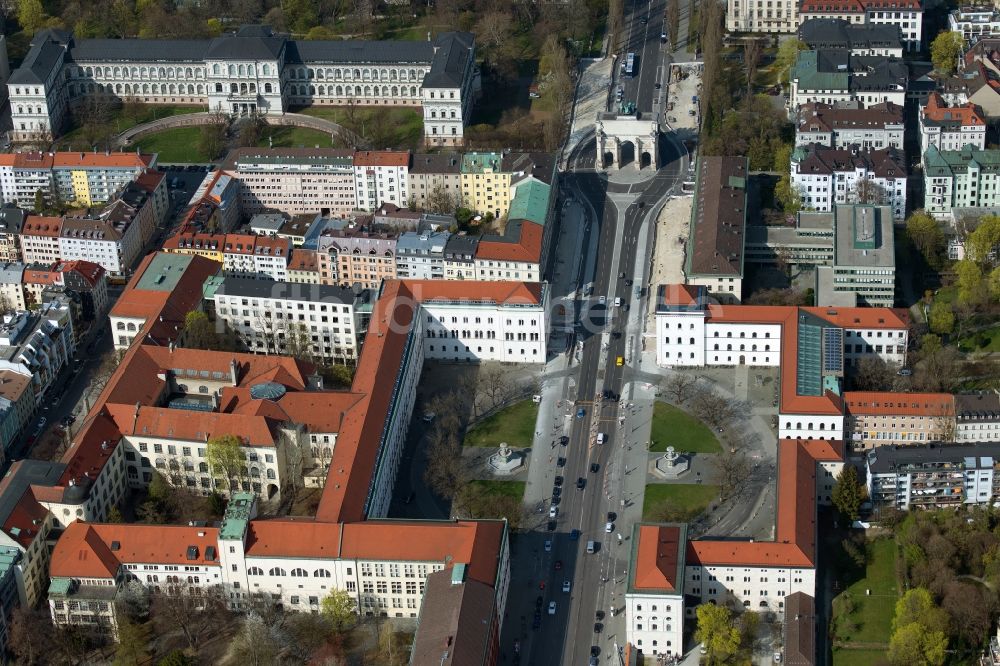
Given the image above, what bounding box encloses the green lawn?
[649,402,722,454]
[294,105,424,149]
[133,127,210,163]
[642,483,719,521]
[832,648,890,666]
[468,480,526,501]
[959,324,1000,352]
[263,125,335,149]
[831,538,899,648]
[464,400,539,448]
[56,104,202,151]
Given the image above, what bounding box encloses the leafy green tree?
[955,259,989,307]
[775,174,802,215]
[306,25,336,40]
[695,604,740,663]
[906,210,945,269]
[33,189,45,214]
[182,311,216,350]
[206,18,222,36]
[157,650,195,666]
[773,142,793,173]
[931,32,964,75]
[889,623,947,666]
[113,616,148,666]
[928,300,955,335]
[966,214,1000,265]
[283,0,319,34]
[206,434,245,492]
[893,588,949,635]
[831,465,868,521]
[18,0,48,33]
[321,588,357,633]
[107,505,124,523]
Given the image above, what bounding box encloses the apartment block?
[799,18,904,56]
[444,234,478,280]
[919,92,987,154]
[352,151,410,212]
[789,50,908,111]
[0,370,35,455]
[0,299,74,400]
[408,153,462,211]
[844,391,956,450]
[0,209,24,263]
[923,145,1000,218]
[19,215,62,265]
[728,0,798,34]
[791,144,907,219]
[949,6,1000,42]
[684,156,747,303]
[287,249,321,284]
[317,230,397,290]
[22,260,109,327]
[58,190,156,277]
[221,234,290,282]
[396,230,450,280]
[866,442,1000,511]
[955,392,1000,443]
[814,204,896,307]
[0,151,155,209]
[795,102,904,150]
[222,148,357,218]
[798,0,923,50]
[212,278,368,362]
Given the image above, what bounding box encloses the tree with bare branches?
[743,38,762,97]
[663,373,698,404]
[151,586,228,650]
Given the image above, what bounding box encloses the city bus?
[624,52,636,78]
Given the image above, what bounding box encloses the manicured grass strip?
[464,400,539,448]
[134,127,210,163]
[649,402,722,454]
[832,538,898,646]
[642,483,719,521]
[468,480,526,500]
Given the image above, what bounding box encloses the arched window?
[290,568,308,577]
[238,64,245,76]
[197,84,204,94]
[268,567,286,577]
[186,67,193,78]
[213,64,220,75]
[264,83,272,94]
[248,567,264,575]
[314,569,331,578]
[262,64,270,75]
[228,64,236,76]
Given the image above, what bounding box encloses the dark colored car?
[594,622,603,634]
[570,529,581,541]
[554,560,563,570]
[590,463,600,473]
[576,478,586,489]
[547,520,557,531]
[560,436,570,445]
[607,512,617,522]
[557,457,567,467]
[554,476,564,486]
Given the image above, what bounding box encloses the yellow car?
[616,356,624,366]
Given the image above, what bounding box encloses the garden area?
[464,400,539,448]
[830,537,899,661]
[649,402,722,454]
[294,106,424,150]
[642,483,719,522]
[132,124,335,163]
[55,102,202,152]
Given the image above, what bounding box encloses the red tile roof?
[243,518,343,559]
[799,0,919,11]
[3,489,49,549]
[405,279,543,306]
[475,221,543,263]
[633,525,684,591]
[50,522,219,580]
[922,92,986,127]
[12,152,54,169]
[844,391,955,416]
[52,152,154,169]
[353,151,410,167]
[109,404,279,447]
[57,260,106,288]
[687,439,843,568]
[21,215,63,237]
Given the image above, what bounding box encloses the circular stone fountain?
[653,445,690,479]
[488,442,524,475]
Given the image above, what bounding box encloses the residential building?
[795,102,904,150]
[287,249,321,284]
[799,18,904,57]
[932,61,1000,119]
[275,216,314,247]
[949,6,1000,43]
[109,252,220,351]
[318,229,397,290]
[0,299,74,400]
[0,370,35,455]
[474,221,543,282]
[919,92,987,154]
[0,208,25,263]
[0,546,23,654]
[189,171,240,232]
[866,442,1000,511]
[727,0,798,34]
[0,264,25,311]
[18,215,62,265]
[352,151,410,212]
[221,234,290,282]
[443,234,478,280]
[417,280,549,363]
[791,144,907,219]
[212,278,369,362]
[461,152,508,218]
[955,392,1000,443]
[408,152,462,211]
[8,27,476,146]
[396,230,450,279]
[23,260,109,325]
[248,213,287,237]
[844,391,956,450]
[625,524,686,659]
[162,232,225,263]
[0,151,155,209]
[684,156,747,303]
[58,194,153,278]
[223,149,356,218]
[797,0,923,50]
[783,593,817,666]
[0,460,61,608]
[655,284,909,441]
[410,566,502,666]
[923,145,1000,218]
[789,51,908,111]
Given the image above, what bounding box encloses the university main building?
[7,25,476,146]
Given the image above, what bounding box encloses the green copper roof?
[792,50,848,91]
[461,152,502,174]
[135,253,195,292]
[219,492,256,541]
[922,144,1000,177]
[508,179,551,226]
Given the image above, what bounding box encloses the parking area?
[664,64,702,131]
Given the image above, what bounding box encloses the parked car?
[548,601,557,615]
[562,580,571,593]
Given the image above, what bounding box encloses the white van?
[596,432,606,444]
[586,540,596,554]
